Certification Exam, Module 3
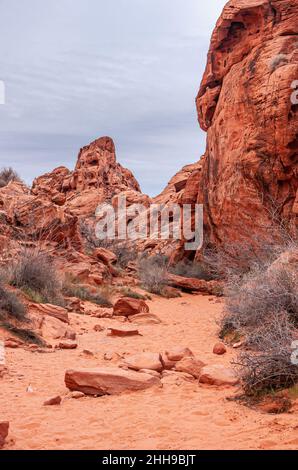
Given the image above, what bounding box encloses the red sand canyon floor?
[1,293,298,450]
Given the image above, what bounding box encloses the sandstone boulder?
[29,303,69,324]
[65,367,160,395]
[40,315,76,341]
[199,365,239,386]
[174,356,206,379]
[93,247,117,266]
[121,353,163,372]
[113,297,150,317]
[167,273,222,295]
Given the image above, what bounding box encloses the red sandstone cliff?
[195,0,298,246]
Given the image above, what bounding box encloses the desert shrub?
[0,321,45,346]
[220,240,298,397]
[0,285,26,321]
[119,288,147,300]
[221,257,298,335]
[79,222,135,268]
[138,255,168,295]
[269,54,288,72]
[236,316,298,396]
[63,280,113,308]
[0,167,21,188]
[203,238,290,280]
[112,244,136,269]
[170,259,215,281]
[9,249,63,305]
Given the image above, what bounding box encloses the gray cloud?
[0,0,227,195]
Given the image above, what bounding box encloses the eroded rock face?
[196,0,298,246]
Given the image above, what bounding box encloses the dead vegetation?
[138,255,169,296]
[170,259,215,281]
[0,284,26,321]
[217,232,298,398]
[0,167,22,188]
[7,249,64,306]
[63,275,113,308]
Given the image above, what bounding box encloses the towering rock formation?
[195,0,298,246]
[32,137,141,217]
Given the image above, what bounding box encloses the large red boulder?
[65,367,160,396]
[113,297,150,317]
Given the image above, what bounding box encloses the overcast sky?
[0,0,227,196]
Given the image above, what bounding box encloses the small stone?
[174,356,206,378]
[68,391,85,399]
[43,395,62,406]
[94,325,105,332]
[82,349,94,357]
[121,352,163,372]
[213,342,227,355]
[58,340,78,350]
[107,327,140,337]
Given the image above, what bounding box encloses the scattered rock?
[107,327,141,337]
[94,325,105,332]
[199,365,239,386]
[68,391,85,399]
[104,352,122,362]
[174,356,206,379]
[93,247,117,265]
[165,347,194,362]
[58,340,78,350]
[82,349,94,357]
[167,273,222,295]
[113,297,149,317]
[213,342,227,355]
[40,315,76,341]
[0,421,9,448]
[65,367,161,395]
[162,370,194,381]
[128,313,161,325]
[29,303,69,324]
[161,347,194,370]
[121,352,163,372]
[43,395,62,406]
